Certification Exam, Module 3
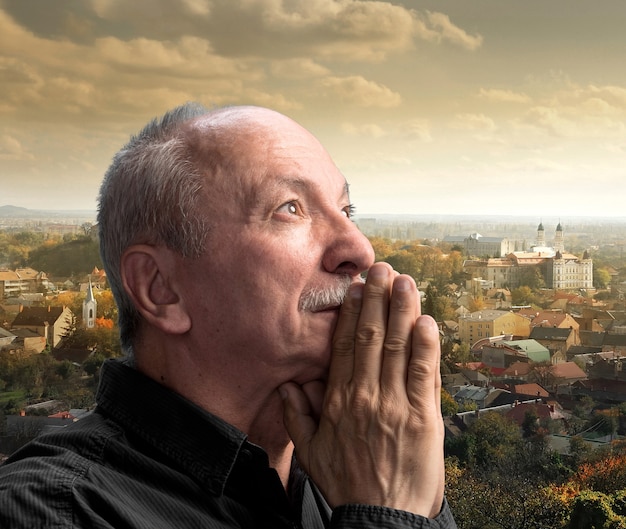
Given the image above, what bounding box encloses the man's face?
[182,109,375,386]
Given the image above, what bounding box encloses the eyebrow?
[261,175,351,202]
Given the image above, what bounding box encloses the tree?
[83,352,108,379]
[568,490,626,529]
[512,285,538,306]
[520,267,545,289]
[445,458,568,529]
[28,235,102,277]
[468,295,485,312]
[384,250,422,281]
[442,342,473,372]
[594,268,612,290]
[54,291,84,320]
[441,388,459,417]
[469,412,523,469]
[367,236,394,261]
[569,435,593,469]
[95,290,117,320]
[423,284,454,322]
[522,408,540,438]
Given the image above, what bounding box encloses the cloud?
[270,58,330,80]
[0,134,33,160]
[415,11,483,51]
[497,157,567,174]
[94,35,248,78]
[479,88,530,104]
[401,119,432,142]
[5,0,485,61]
[519,83,626,138]
[341,122,387,138]
[453,113,497,132]
[91,0,212,29]
[0,8,269,119]
[318,75,402,108]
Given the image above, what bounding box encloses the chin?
[290,346,331,385]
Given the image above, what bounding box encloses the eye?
[342,204,356,219]
[277,200,302,216]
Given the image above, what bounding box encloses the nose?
[322,217,375,276]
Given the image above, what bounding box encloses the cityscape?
[2,204,626,526]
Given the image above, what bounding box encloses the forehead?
[187,109,349,209]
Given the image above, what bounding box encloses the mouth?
[311,303,341,314]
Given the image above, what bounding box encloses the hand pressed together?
[281,262,445,518]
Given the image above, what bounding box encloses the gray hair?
[97,102,211,352]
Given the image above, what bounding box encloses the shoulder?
[0,411,121,528]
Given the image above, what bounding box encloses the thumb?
[280,382,318,461]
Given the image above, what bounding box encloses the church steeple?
[83,279,97,329]
[536,221,545,247]
[554,221,564,253]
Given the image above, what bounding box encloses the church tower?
[83,279,97,329]
[554,222,565,253]
[536,221,545,247]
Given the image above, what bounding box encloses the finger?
[327,281,364,388]
[280,382,317,464]
[407,315,442,411]
[351,262,394,390]
[380,275,418,393]
[300,380,326,423]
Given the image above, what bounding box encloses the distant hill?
[0,205,30,217]
[0,205,96,218]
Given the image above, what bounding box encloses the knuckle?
[408,358,437,381]
[332,334,354,355]
[355,323,385,347]
[323,390,344,422]
[351,388,376,415]
[383,336,407,357]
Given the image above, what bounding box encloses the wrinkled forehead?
[183,108,346,207]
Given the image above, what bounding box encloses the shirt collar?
[95,358,249,496]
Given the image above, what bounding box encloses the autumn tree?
[367,236,395,261]
[511,285,541,307]
[441,389,459,417]
[519,266,546,290]
[594,268,612,289]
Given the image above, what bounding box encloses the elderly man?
[0,103,456,528]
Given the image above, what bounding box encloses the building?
[0,268,52,301]
[463,258,521,290]
[481,339,551,368]
[10,306,73,348]
[443,233,516,258]
[458,309,531,345]
[462,223,593,290]
[529,327,578,363]
[545,249,593,291]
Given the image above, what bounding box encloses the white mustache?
[298,275,364,312]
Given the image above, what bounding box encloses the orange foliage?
[96,317,114,329]
[569,454,626,495]
[549,449,626,512]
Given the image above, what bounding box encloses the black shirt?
[0,359,456,528]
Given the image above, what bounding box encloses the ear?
[120,245,192,335]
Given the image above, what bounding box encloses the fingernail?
[394,276,411,291]
[416,315,438,330]
[367,264,387,279]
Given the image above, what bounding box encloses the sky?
[1,0,626,218]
